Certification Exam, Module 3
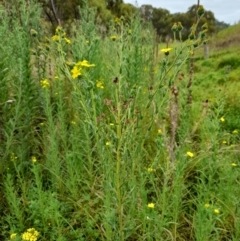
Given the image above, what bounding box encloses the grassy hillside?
[193,23,240,131]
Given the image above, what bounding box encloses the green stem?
[115,80,123,241]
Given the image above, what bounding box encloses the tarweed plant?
[0,1,239,241]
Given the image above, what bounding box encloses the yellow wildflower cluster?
[70,60,95,79]
[40,79,50,88]
[22,228,39,241]
[51,26,71,44]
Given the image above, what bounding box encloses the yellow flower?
[31,156,37,163]
[22,228,39,241]
[106,141,111,146]
[64,37,71,44]
[220,117,225,122]
[51,35,60,41]
[158,129,162,134]
[10,233,17,239]
[110,35,117,41]
[109,123,114,126]
[232,163,237,167]
[40,79,50,88]
[96,80,104,89]
[86,40,89,44]
[76,60,95,68]
[148,203,155,208]
[160,48,172,56]
[204,203,210,208]
[186,151,194,158]
[214,208,220,214]
[232,129,238,134]
[147,167,155,172]
[222,140,227,144]
[71,66,81,79]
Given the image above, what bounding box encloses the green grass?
[0,1,240,241]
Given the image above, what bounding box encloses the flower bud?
[199,29,208,39]
[177,22,183,31]
[30,29,38,37]
[193,40,200,48]
[201,23,208,30]
[188,31,195,40]
[197,5,205,17]
[171,23,178,32]
[190,23,196,32]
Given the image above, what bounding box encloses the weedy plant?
[0,1,239,241]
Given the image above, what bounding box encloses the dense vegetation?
[1,0,229,39]
[0,0,239,240]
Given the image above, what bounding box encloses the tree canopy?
[3,0,228,39]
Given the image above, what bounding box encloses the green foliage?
[0,1,239,241]
[217,55,240,69]
[140,4,224,41]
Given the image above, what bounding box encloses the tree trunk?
[50,0,60,25]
